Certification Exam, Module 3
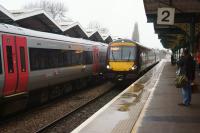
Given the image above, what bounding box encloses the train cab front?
[106,43,138,81]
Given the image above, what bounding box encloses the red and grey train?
[0,23,107,116]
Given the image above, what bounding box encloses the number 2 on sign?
[157,7,175,25]
[161,10,170,22]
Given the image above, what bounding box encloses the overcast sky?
[0,0,163,49]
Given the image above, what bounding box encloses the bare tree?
[88,21,101,30]
[132,22,140,42]
[88,21,109,34]
[24,0,68,21]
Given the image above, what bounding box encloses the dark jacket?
[177,55,195,81]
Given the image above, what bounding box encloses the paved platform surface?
[133,61,200,133]
[72,60,165,133]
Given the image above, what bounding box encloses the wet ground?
[72,61,165,133]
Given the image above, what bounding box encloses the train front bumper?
[106,69,138,80]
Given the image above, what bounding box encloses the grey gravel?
[0,82,114,133]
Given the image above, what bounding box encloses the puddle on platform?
[121,92,138,98]
[118,66,160,112]
[118,91,142,112]
[132,83,144,92]
[118,96,141,112]
[118,104,130,111]
[137,77,149,85]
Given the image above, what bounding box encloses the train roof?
[112,39,134,43]
[0,23,108,47]
[110,39,152,50]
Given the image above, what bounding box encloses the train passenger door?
[92,46,99,74]
[2,35,17,95]
[15,36,28,93]
[2,35,28,96]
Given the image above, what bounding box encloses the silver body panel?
[26,37,98,91]
[28,65,93,91]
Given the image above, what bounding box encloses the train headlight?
[106,65,110,69]
[131,65,137,70]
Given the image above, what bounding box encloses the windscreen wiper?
[111,51,116,61]
[127,51,131,61]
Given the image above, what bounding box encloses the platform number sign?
[157,8,175,25]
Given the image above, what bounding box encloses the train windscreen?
[109,46,136,61]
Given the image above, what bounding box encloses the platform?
[72,59,200,133]
[133,61,200,133]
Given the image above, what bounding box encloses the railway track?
[0,82,115,133]
[35,83,115,133]
[38,82,133,133]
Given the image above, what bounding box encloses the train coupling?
[117,75,124,81]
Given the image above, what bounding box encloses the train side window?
[90,51,93,64]
[99,52,106,64]
[71,50,83,65]
[30,48,93,70]
[20,47,26,72]
[66,50,72,66]
[29,48,41,70]
[50,49,59,68]
[79,51,83,65]
[58,50,64,67]
[0,47,2,74]
[82,51,86,65]
[30,48,74,70]
[6,46,14,73]
[61,50,70,66]
[85,51,93,64]
[71,51,76,65]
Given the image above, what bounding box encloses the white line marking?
[131,60,166,133]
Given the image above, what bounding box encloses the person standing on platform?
[171,54,175,65]
[177,49,195,106]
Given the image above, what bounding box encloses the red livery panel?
[92,46,100,74]
[2,34,18,96]
[2,34,28,96]
[15,36,28,93]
